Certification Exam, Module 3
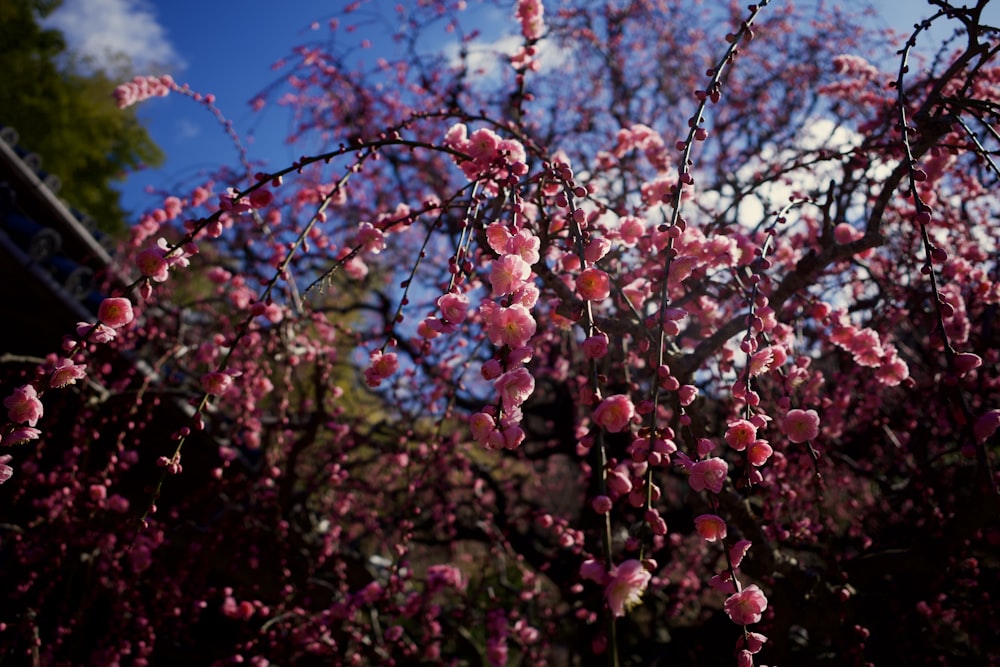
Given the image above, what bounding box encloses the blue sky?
[42,0,1000,220]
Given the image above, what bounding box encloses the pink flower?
[4,385,43,427]
[249,187,274,209]
[515,0,545,40]
[747,439,773,467]
[485,222,511,254]
[0,455,12,484]
[490,254,531,297]
[584,237,611,263]
[748,347,776,376]
[364,351,399,387]
[954,352,982,377]
[487,304,537,348]
[50,358,87,388]
[582,333,609,359]
[725,419,757,451]
[689,457,728,494]
[605,559,651,617]
[2,426,40,446]
[437,292,470,324]
[724,584,768,625]
[481,359,503,380]
[77,322,117,343]
[508,229,540,264]
[579,558,609,584]
[678,384,698,406]
[502,425,525,449]
[470,411,496,445]
[783,408,820,443]
[113,74,173,109]
[730,540,752,567]
[593,394,635,433]
[426,564,466,592]
[356,221,385,254]
[577,268,611,301]
[494,368,535,411]
[618,216,646,246]
[606,468,633,495]
[694,514,728,542]
[98,297,135,329]
[136,246,170,282]
[467,127,500,165]
[201,371,234,396]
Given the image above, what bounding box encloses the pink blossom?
[743,631,768,654]
[606,468,633,495]
[502,425,525,449]
[605,559,651,617]
[689,457,728,494]
[202,372,234,396]
[509,229,540,264]
[426,564,466,592]
[582,333,609,359]
[4,385,43,427]
[618,216,646,246]
[577,268,611,301]
[364,351,399,387]
[725,419,757,451]
[834,222,863,244]
[783,409,820,443]
[467,128,500,165]
[591,495,613,513]
[730,540,752,567]
[747,439,773,467]
[724,584,768,625]
[249,187,274,209]
[486,304,536,348]
[470,411,495,445]
[584,237,612,263]
[113,74,173,109]
[694,514,727,542]
[515,0,545,41]
[875,349,909,386]
[678,384,698,406]
[2,426,41,446]
[748,347,776,376]
[76,322,117,343]
[0,455,12,484]
[593,394,635,433]
[437,292,470,324]
[954,352,982,377]
[494,368,535,411]
[356,222,385,254]
[480,359,503,380]
[485,222,511,254]
[98,297,135,329]
[49,358,87,388]
[490,254,531,297]
[579,558,608,584]
[136,246,170,282]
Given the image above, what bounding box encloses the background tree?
[0,1,998,666]
[0,0,163,233]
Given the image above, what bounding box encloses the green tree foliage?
[0,0,163,233]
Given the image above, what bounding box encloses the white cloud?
[175,118,200,140]
[447,33,570,83]
[43,0,183,72]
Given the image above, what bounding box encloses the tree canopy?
[1,1,999,666]
[0,0,163,232]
